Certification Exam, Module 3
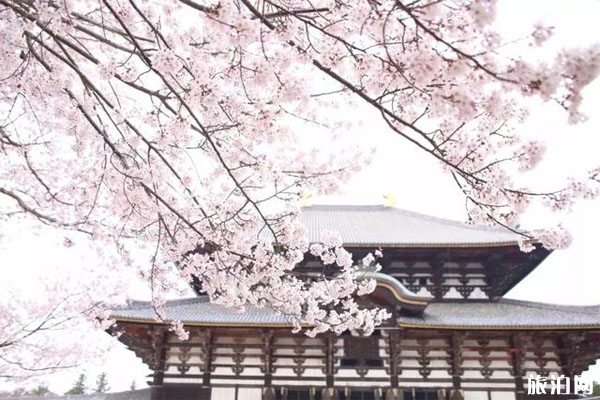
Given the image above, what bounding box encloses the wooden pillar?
[557,333,584,395]
[430,256,444,300]
[325,332,335,388]
[202,329,213,387]
[388,331,400,388]
[262,329,274,387]
[509,334,525,400]
[450,333,463,391]
[150,326,168,400]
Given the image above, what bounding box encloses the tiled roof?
[112,297,292,326]
[397,298,600,329]
[0,389,151,400]
[112,297,600,329]
[298,205,521,247]
[113,273,431,324]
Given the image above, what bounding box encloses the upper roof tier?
[299,205,521,247]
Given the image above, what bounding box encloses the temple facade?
[110,205,600,400]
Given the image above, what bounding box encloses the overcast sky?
[2,0,600,394]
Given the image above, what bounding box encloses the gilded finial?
[383,193,396,207]
[299,191,313,207]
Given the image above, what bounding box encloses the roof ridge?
[303,204,516,236]
[119,296,209,310]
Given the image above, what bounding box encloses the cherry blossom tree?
[0,262,119,380]
[1,0,600,377]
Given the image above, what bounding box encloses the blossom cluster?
[0,0,599,376]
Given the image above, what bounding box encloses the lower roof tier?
[111,296,600,330]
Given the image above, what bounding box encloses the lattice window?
[341,333,383,368]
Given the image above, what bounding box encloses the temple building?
[110,205,600,400]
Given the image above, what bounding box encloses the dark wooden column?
[262,330,275,389]
[557,333,584,395]
[509,334,525,400]
[150,326,168,400]
[201,329,213,387]
[450,333,463,391]
[325,332,335,387]
[388,331,401,387]
[430,256,445,300]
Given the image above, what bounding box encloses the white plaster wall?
[464,391,488,400]
[164,365,178,374]
[163,377,203,384]
[429,370,451,379]
[210,379,264,385]
[488,360,510,369]
[397,382,447,388]
[334,380,388,387]
[214,337,262,345]
[469,287,488,299]
[238,388,262,400]
[400,349,419,357]
[212,366,232,375]
[463,370,485,379]
[238,367,263,376]
[274,348,323,356]
[271,378,323,386]
[213,348,262,356]
[427,360,448,368]
[442,278,461,285]
[399,359,420,368]
[398,370,420,378]
[212,356,232,364]
[274,338,322,346]
[444,287,463,299]
[335,368,388,378]
[165,352,203,363]
[294,358,322,367]
[428,349,449,357]
[493,370,513,379]
[211,387,236,399]
[273,367,324,378]
[490,393,515,400]
[462,383,514,389]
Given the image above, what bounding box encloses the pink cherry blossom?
[0,0,599,380]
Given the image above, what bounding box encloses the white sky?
[2,0,600,394]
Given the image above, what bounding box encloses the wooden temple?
[110,205,600,400]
